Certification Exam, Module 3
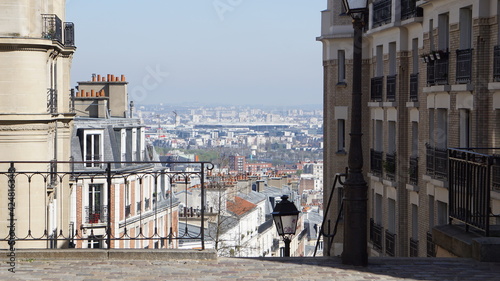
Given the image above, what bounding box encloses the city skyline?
[67,0,324,106]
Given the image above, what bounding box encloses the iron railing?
[370,219,383,251]
[42,14,62,43]
[456,49,472,84]
[385,230,396,256]
[426,144,448,181]
[409,156,418,185]
[494,46,500,81]
[401,0,422,20]
[448,149,498,236]
[85,205,108,224]
[386,75,397,101]
[493,156,500,191]
[385,153,396,181]
[426,60,435,86]
[0,160,213,250]
[64,22,75,47]
[373,0,392,27]
[47,88,57,114]
[410,73,418,102]
[410,238,419,257]
[434,52,449,85]
[371,76,384,101]
[371,149,383,176]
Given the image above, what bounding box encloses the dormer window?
[83,130,103,167]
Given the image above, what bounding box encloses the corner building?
[319,0,500,257]
[0,0,76,248]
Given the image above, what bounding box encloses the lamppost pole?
[283,237,291,257]
[342,13,368,266]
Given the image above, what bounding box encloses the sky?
[66,0,325,106]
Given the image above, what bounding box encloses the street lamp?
[271,195,300,257]
[342,0,369,266]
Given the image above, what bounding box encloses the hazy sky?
[66,0,325,106]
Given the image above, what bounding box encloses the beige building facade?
[320,0,500,257]
[0,0,76,248]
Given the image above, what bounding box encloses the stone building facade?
[319,0,500,257]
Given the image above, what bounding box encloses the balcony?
[448,149,500,236]
[371,149,383,177]
[385,230,396,256]
[409,238,419,257]
[384,152,396,181]
[386,75,396,101]
[456,49,472,84]
[370,219,383,251]
[42,14,75,47]
[64,22,75,47]
[371,76,383,102]
[125,204,131,217]
[372,0,392,28]
[401,0,422,20]
[85,205,108,224]
[409,156,418,185]
[409,73,418,102]
[426,144,448,181]
[434,52,449,85]
[494,46,500,82]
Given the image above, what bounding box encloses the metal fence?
[0,160,213,250]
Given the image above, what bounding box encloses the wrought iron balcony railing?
[456,49,472,84]
[409,73,418,102]
[493,156,500,191]
[409,156,418,185]
[386,75,396,101]
[410,238,419,257]
[426,232,435,257]
[426,60,435,86]
[434,52,449,85]
[370,219,383,251]
[426,144,448,181]
[371,149,383,176]
[401,0,422,20]
[448,149,499,236]
[373,0,392,27]
[64,22,75,47]
[371,76,384,101]
[0,160,213,250]
[384,152,396,181]
[85,205,108,224]
[385,230,396,256]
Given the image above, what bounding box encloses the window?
[374,120,383,151]
[437,200,448,226]
[428,109,435,147]
[87,235,103,248]
[88,184,103,223]
[428,195,435,229]
[438,13,449,51]
[412,38,419,74]
[337,119,345,152]
[132,128,137,161]
[120,129,126,162]
[338,50,346,84]
[375,193,383,225]
[436,109,448,149]
[388,198,396,233]
[459,109,471,148]
[388,121,396,154]
[459,7,472,49]
[83,130,103,167]
[389,42,396,75]
[429,19,434,51]
[376,45,384,77]
[411,122,419,157]
[412,204,418,239]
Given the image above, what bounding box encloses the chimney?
[97,74,101,81]
[121,75,126,82]
[91,73,96,82]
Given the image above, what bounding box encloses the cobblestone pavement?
[2,257,500,280]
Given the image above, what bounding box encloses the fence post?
[200,163,205,250]
[106,162,112,249]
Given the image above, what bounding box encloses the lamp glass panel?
[343,0,368,12]
[280,214,298,235]
[273,216,284,235]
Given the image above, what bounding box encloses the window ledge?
[336,82,347,87]
[406,102,419,108]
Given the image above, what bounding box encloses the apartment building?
[319,0,500,258]
[71,74,179,249]
[0,1,76,248]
